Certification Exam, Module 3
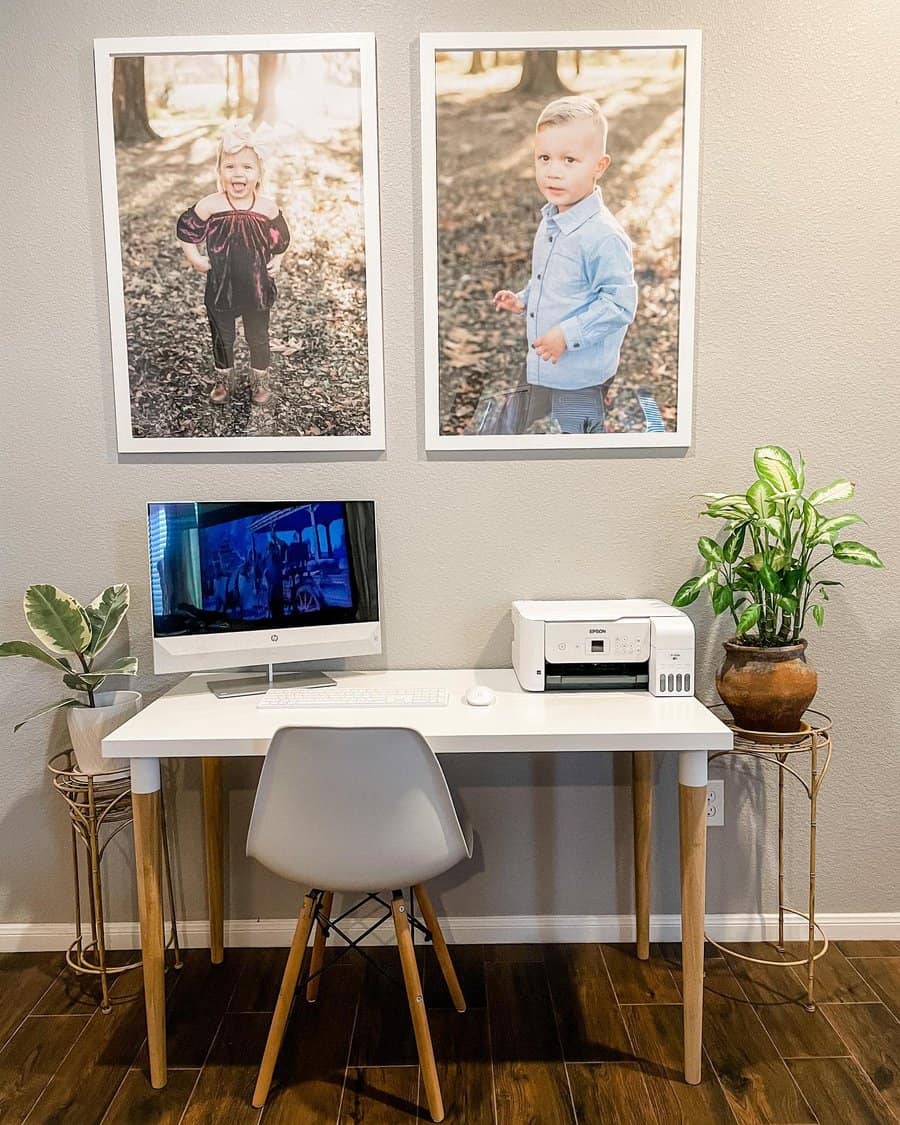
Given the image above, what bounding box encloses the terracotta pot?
[716,640,817,733]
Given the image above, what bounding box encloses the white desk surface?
[104,669,733,760]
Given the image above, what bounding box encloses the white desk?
[105,669,732,1091]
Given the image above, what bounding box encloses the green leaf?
[775,594,798,613]
[13,697,81,732]
[737,603,762,632]
[802,499,819,541]
[89,657,138,677]
[745,554,765,572]
[759,562,780,593]
[812,514,863,545]
[762,515,785,539]
[833,541,884,567]
[85,584,130,657]
[796,454,806,491]
[712,585,733,616]
[754,446,799,492]
[23,585,91,655]
[696,569,718,590]
[63,673,106,691]
[812,604,825,627]
[782,566,804,594]
[746,479,773,519]
[697,536,725,564]
[809,479,854,506]
[672,578,702,607]
[0,640,72,673]
[723,524,747,563]
[704,494,753,517]
[770,552,792,572]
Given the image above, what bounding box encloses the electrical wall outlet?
[706,780,724,826]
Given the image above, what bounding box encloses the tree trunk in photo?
[467,50,485,75]
[252,53,284,126]
[112,57,159,145]
[234,53,249,116]
[574,49,582,76]
[514,50,568,96]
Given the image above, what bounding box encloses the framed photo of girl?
[94,34,385,453]
[420,31,701,451]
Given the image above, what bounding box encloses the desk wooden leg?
[679,750,708,1087]
[132,758,167,1089]
[201,758,225,964]
[632,751,652,960]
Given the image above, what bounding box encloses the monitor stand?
[208,664,337,699]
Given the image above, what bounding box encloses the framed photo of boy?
[420,31,701,450]
[94,34,385,453]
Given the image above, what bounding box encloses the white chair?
[246,725,473,1121]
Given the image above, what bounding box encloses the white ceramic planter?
[66,690,141,776]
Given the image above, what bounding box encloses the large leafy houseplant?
[673,446,883,640]
[673,447,883,730]
[0,584,139,772]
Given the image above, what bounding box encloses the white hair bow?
[219,121,274,161]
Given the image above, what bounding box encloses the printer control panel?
[545,619,650,663]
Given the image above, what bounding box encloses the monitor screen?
[147,501,380,673]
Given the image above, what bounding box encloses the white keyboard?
[257,685,451,709]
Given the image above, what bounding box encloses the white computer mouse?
[464,685,496,707]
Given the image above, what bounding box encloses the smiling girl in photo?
[177,123,291,405]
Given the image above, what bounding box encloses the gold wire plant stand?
[705,707,833,1012]
[48,750,182,1011]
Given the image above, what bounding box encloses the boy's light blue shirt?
[516,189,637,390]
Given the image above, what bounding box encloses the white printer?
[511,599,695,696]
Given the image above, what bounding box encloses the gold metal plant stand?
[48,750,182,1011]
[706,708,833,1011]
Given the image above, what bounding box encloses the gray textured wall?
[2,0,899,935]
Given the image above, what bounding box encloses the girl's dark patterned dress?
[177,199,291,371]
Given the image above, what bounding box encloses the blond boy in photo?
[494,95,637,433]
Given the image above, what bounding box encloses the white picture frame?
[94,34,385,453]
[420,30,701,451]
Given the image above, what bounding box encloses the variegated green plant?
[0,584,137,730]
[673,447,884,645]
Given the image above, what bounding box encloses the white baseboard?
[2,912,899,952]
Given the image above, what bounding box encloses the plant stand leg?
[87,779,111,1012]
[777,754,786,953]
[70,822,83,969]
[805,734,819,1012]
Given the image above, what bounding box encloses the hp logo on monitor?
[270,634,279,642]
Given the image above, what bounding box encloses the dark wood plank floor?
[0,941,898,1123]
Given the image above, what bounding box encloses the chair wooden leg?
[252,892,318,1109]
[392,891,444,1123]
[413,884,466,1012]
[306,891,333,1003]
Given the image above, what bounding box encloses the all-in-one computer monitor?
[148,501,380,695]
